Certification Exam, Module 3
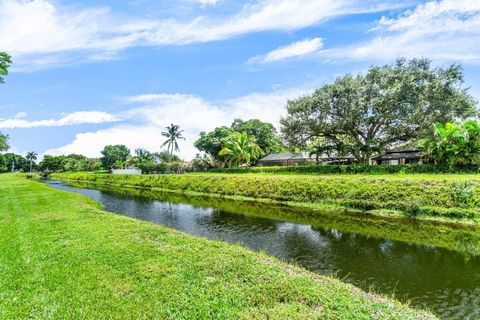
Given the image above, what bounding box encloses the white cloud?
[0,111,118,129]
[186,0,219,6]
[321,0,480,63]
[0,0,404,70]
[249,37,323,64]
[44,88,311,159]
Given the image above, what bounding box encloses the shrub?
[209,164,480,175]
[52,172,480,220]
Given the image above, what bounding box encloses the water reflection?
[45,180,480,319]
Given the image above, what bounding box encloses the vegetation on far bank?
[52,172,480,222]
[68,180,480,257]
[208,163,480,175]
[0,175,434,319]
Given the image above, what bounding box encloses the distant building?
[112,168,142,175]
[372,149,422,165]
[257,152,315,166]
[257,152,355,166]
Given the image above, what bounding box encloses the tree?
[26,151,38,173]
[281,58,477,164]
[0,132,8,152]
[194,126,235,160]
[420,121,480,165]
[219,132,263,167]
[161,124,185,154]
[100,145,130,171]
[0,52,12,84]
[39,155,66,172]
[0,52,12,152]
[3,153,29,172]
[231,119,283,155]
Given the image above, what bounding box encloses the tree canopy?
[100,145,131,171]
[194,126,235,160]
[194,119,283,161]
[161,124,185,154]
[281,58,478,164]
[420,121,480,166]
[0,52,11,84]
[0,132,8,152]
[231,119,283,155]
[219,132,263,167]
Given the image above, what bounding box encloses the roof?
[373,149,421,160]
[258,152,314,162]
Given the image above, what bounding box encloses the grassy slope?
[53,172,480,221]
[0,175,434,319]
[67,181,480,257]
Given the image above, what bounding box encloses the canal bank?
[52,172,480,224]
[0,175,433,319]
[45,179,480,319]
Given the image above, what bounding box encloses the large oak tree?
[281,58,477,164]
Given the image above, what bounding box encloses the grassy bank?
[68,181,480,257]
[0,175,433,319]
[52,172,480,221]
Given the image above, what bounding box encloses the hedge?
[51,172,480,220]
[209,164,480,175]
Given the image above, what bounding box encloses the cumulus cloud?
[44,88,311,159]
[249,37,323,64]
[0,111,118,129]
[321,0,480,63]
[0,0,404,70]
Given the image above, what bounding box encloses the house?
[372,149,422,165]
[257,152,316,166]
[257,152,356,166]
[112,168,142,175]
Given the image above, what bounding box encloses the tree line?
[2,50,480,171]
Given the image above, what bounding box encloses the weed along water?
[46,180,480,319]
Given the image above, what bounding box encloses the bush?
[52,172,480,220]
[209,164,480,175]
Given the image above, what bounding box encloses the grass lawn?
[0,175,434,319]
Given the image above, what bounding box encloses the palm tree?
[219,132,263,167]
[26,151,37,172]
[161,124,186,154]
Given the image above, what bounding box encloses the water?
[45,180,480,319]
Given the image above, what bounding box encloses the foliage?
[420,121,480,165]
[38,154,101,172]
[219,132,263,167]
[281,58,477,164]
[0,52,12,84]
[209,163,480,175]
[161,124,185,154]
[0,132,8,152]
[25,152,38,173]
[0,153,29,172]
[194,126,234,160]
[191,153,216,172]
[451,182,478,208]
[153,151,181,163]
[55,172,480,220]
[195,119,283,163]
[231,119,283,155]
[100,145,130,171]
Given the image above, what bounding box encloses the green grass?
[0,175,434,319]
[69,181,480,257]
[53,172,480,222]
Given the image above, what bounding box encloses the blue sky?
[1,0,480,159]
